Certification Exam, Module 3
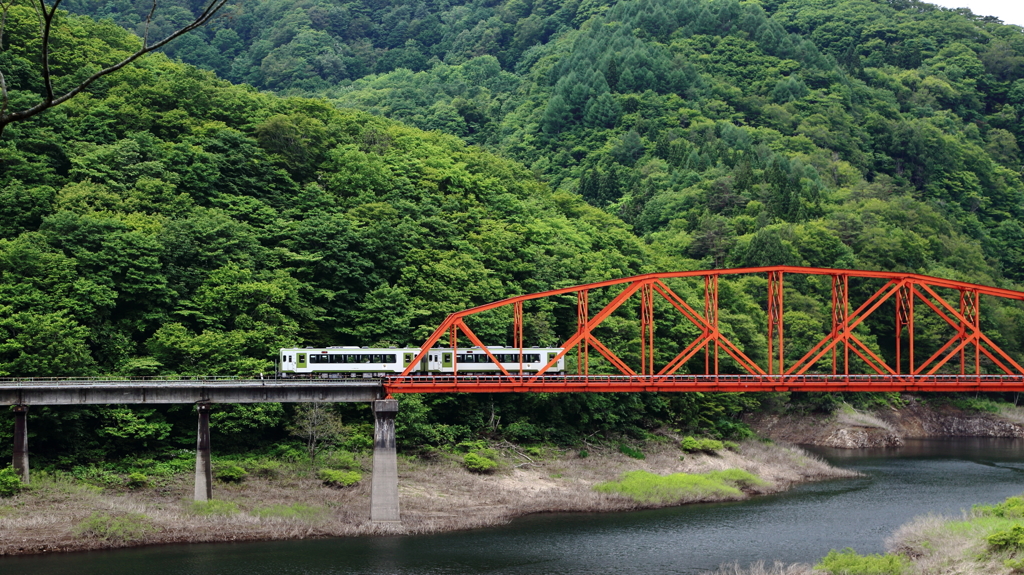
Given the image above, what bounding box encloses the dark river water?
[6,438,1024,574]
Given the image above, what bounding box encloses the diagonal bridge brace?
[651,279,765,377]
[787,277,905,378]
[910,284,1024,376]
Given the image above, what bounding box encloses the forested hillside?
[2,0,1024,460]
[60,0,1024,280]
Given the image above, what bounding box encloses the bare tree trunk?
[0,0,231,136]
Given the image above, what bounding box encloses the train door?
[297,353,307,369]
[426,352,441,372]
[547,351,559,373]
[442,352,453,372]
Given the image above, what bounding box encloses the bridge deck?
[0,378,383,405]
[3,374,1024,405]
[382,374,1024,393]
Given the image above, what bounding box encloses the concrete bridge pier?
[12,405,29,483]
[370,399,400,522]
[194,403,213,501]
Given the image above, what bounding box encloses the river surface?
[6,438,1024,574]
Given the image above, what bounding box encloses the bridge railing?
[0,376,383,386]
[382,373,1024,393]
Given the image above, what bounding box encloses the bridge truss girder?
[388,266,1024,394]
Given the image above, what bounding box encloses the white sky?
[927,0,1024,27]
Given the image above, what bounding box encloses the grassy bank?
[708,493,1024,575]
[0,438,855,556]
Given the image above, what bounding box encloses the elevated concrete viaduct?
[0,379,400,522]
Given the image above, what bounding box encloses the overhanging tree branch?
[0,0,230,136]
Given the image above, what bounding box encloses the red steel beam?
[388,267,1024,395]
[383,374,1024,394]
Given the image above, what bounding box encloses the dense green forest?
[1,0,1024,464]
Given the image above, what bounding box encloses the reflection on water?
[5,438,1024,575]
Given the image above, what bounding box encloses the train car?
[279,347,420,378]
[428,347,564,374]
[278,346,564,377]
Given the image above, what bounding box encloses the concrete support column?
[12,405,28,484]
[194,403,212,502]
[370,399,400,522]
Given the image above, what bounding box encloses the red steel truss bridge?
[386,266,1024,395]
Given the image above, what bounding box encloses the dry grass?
[836,403,897,433]
[0,440,856,556]
[996,404,1024,426]
[704,561,819,575]
[884,510,1019,575]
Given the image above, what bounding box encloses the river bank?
[0,438,855,556]
[708,490,1024,575]
[745,397,1024,449]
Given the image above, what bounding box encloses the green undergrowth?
[841,494,1024,575]
[254,504,328,521]
[975,496,1024,518]
[317,469,362,486]
[73,512,156,542]
[679,437,738,453]
[463,452,499,473]
[593,469,766,504]
[815,548,907,575]
[618,444,645,459]
[0,466,23,497]
[40,446,368,491]
[189,499,240,516]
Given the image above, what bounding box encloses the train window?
[385,354,396,363]
[524,354,540,363]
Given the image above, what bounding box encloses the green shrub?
[317,469,362,486]
[214,464,248,483]
[73,512,155,542]
[320,450,359,470]
[524,446,543,457]
[946,397,1003,413]
[70,465,122,487]
[593,469,765,504]
[1006,557,1024,573]
[145,454,194,477]
[270,443,308,462]
[988,526,1024,550]
[975,496,1024,518]
[254,504,327,521]
[126,472,148,489]
[705,469,768,490]
[815,548,906,575]
[0,466,23,498]
[456,440,489,453]
[341,423,374,452]
[578,449,589,459]
[618,444,645,459]
[189,499,239,516]
[681,436,725,453]
[702,439,725,451]
[463,452,498,473]
[245,459,284,479]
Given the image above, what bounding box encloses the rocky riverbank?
[0,439,855,556]
[744,397,1024,449]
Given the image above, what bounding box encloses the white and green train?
[278,346,565,378]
